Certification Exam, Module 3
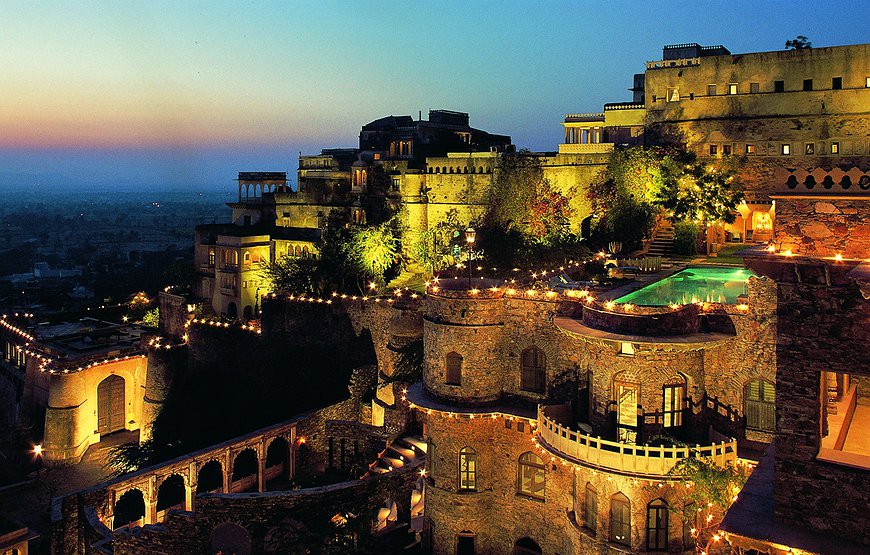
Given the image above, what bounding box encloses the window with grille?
[745,379,775,431]
[663,383,686,427]
[520,347,546,393]
[446,352,462,385]
[611,493,631,546]
[517,452,545,499]
[647,498,669,551]
[458,447,477,491]
[584,483,597,533]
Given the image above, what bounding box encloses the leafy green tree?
[666,456,748,554]
[412,210,462,275]
[528,181,572,243]
[347,218,400,283]
[140,308,159,328]
[485,151,545,231]
[652,160,744,226]
[265,228,358,295]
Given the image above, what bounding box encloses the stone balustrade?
[557,142,615,155]
[536,405,737,478]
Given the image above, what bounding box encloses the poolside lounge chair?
[549,274,594,291]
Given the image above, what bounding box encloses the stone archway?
[227,302,238,318]
[97,374,125,435]
[156,474,186,519]
[197,460,224,495]
[113,489,145,529]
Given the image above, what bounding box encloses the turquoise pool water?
[615,266,756,306]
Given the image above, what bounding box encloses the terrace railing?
[537,405,736,477]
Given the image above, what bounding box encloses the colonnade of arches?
[428,165,491,174]
[238,182,285,201]
[110,436,293,530]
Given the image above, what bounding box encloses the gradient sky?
[2,1,868,191]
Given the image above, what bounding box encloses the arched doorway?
[514,537,542,555]
[113,489,145,529]
[197,460,223,495]
[243,305,253,320]
[97,375,125,435]
[581,214,594,239]
[227,302,238,318]
[211,522,251,555]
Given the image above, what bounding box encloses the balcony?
[536,405,736,477]
[558,143,614,155]
[220,286,237,296]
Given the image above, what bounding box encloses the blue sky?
[1,1,867,191]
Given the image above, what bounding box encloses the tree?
[411,209,462,275]
[665,456,748,554]
[528,181,572,242]
[652,160,744,226]
[347,219,400,283]
[785,35,811,50]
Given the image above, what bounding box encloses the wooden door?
[97,375,125,434]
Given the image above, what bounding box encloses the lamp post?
[33,443,43,480]
[464,228,476,288]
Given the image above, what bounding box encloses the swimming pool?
[615,266,756,306]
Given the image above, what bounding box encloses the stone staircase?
[647,220,675,258]
[368,435,427,474]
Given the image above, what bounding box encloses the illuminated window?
[832,77,842,90]
[446,352,462,385]
[723,144,732,156]
[750,82,760,93]
[803,79,813,91]
[458,447,477,491]
[781,144,791,155]
[866,77,870,88]
[663,383,686,427]
[805,143,815,155]
[208,249,215,266]
[610,493,631,546]
[745,379,776,432]
[584,483,597,533]
[709,145,718,156]
[746,144,756,154]
[831,142,840,154]
[520,346,546,393]
[667,87,680,102]
[728,83,738,95]
[517,452,545,499]
[647,498,669,551]
[619,342,634,356]
[706,84,717,96]
[774,80,785,92]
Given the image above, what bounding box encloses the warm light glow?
[465,227,476,244]
[604,301,615,311]
[783,249,793,257]
[33,444,43,456]
[835,253,843,261]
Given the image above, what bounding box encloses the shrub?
[674,221,700,256]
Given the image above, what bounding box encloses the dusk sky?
[2,1,868,192]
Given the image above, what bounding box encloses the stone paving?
[0,430,137,554]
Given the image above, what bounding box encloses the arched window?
[513,537,542,555]
[456,531,476,555]
[584,482,597,533]
[458,447,476,491]
[647,498,668,551]
[745,379,775,432]
[243,251,251,264]
[446,352,462,385]
[520,346,546,393]
[610,492,631,546]
[517,452,545,499]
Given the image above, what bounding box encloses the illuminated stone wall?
[424,411,698,554]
